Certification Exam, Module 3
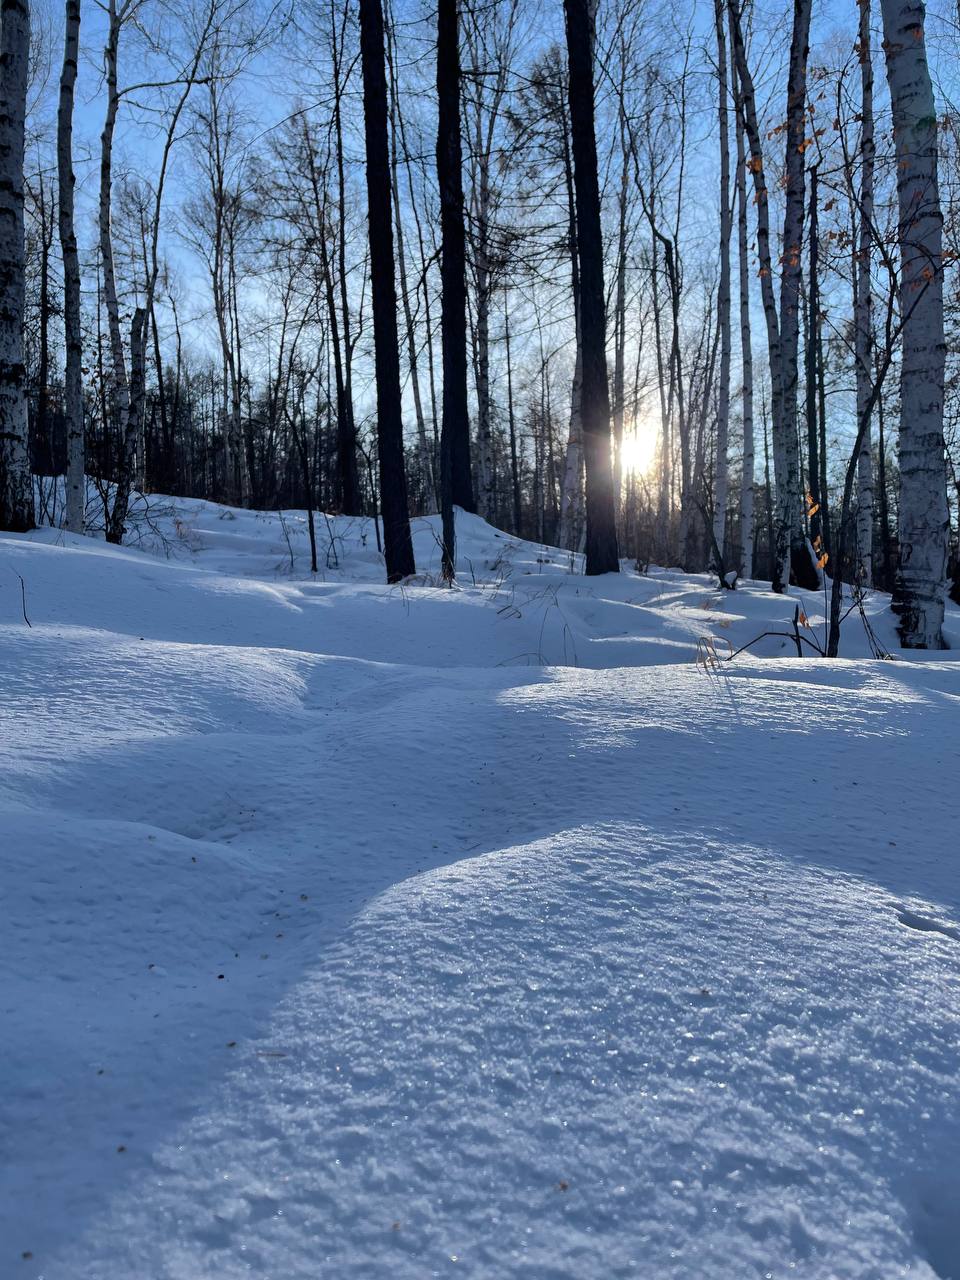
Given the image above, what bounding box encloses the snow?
[2,497,959,1279]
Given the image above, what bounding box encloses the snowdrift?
[2,495,959,1279]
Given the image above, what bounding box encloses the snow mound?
[2,495,959,1278]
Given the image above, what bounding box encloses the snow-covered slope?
[2,498,959,1279]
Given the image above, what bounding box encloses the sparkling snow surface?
[2,500,959,1279]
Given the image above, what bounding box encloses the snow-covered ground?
[2,497,959,1279]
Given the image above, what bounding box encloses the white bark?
[881,0,949,647]
[385,12,434,510]
[855,0,875,586]
[557,80,584,554]
[0,0,34,533]
[59,0,84,534]
[611,102,630,517]
[558,342,584,552]
[731,43,754,579]
[730,0,815,591]
[728,1,782,580]
[712,0,732,570]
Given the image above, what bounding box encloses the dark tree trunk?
[805,166,822,554]
[436,0,474,579]
[563,0,619,574]
[0,0,34,533]
[59,0,84,533]
[504,292,521,535]
[331,17,363,517]
[359,0,415,582]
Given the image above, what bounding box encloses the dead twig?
[14,571,31,627]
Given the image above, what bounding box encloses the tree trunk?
[563,0,618,574]
[0,0,34,533]
[854,0,875,587]
[331,4,362,516]
[504,289,521,534]
[99,0,133,543]
[437,0,474,578]
[557,78,584,553]
[776,0,818,591]
[881,0,949,647]
[58,0,84,535]
[359,0,416,582]
[712,0,732,571]
[729,0,817,591]
[612,100,630,526]
[385,5,434,511]
[731,40,754,579]
[806,166,822,557]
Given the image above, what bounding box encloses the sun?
[619,419,658,477]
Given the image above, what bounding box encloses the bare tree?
[729,0,817,591]
[437,0,474,579]
[58,0,84,533]
[563,0,618,574]
[462,0,520,524]
[359,0,416,581]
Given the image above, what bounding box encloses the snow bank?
[2,496,959,1278]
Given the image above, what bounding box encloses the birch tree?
[854,0,875,586]
[100,0,227,543]
[729,0,817,591]
[881,0,950,647]
[712,0,732,571]
[463,0,520,525]
[0,0,33,533]
[730,35,753,578]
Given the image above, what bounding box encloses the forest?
[0,0,957,643]
[2,0,960,1276]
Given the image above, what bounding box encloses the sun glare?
[619,420,658,477]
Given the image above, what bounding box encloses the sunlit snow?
[2,498,959,1279]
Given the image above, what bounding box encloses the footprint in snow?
[893,905,960,943]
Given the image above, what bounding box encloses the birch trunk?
[855,0,875,586]
[712,0,732,571]
[504,289,521,532]
[331,2,362,516]
[651,232,671,557]
[731,43,754,579]
[611,102,630,522]
[385,8,434,510]
[473,232,495,519]
[59,0,84,533]
[0,0,34,533]
[557,75,584,552]
[729,0,783,582]
[730,0,817,591]
[558,341,584,551]
[881,0,949,647]
[806,166,823,557]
